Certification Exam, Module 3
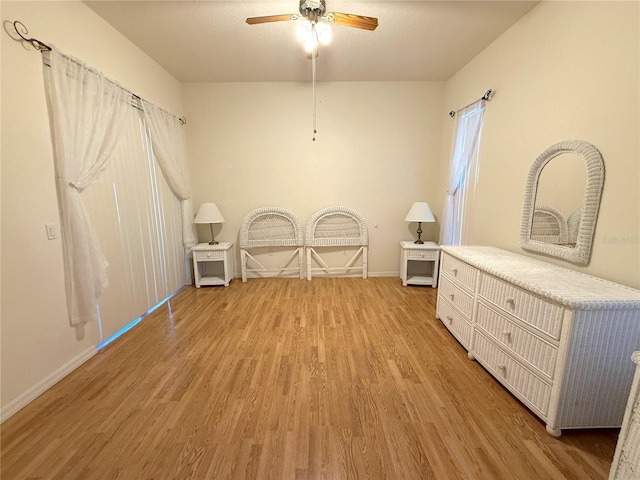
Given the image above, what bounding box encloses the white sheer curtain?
[82,108,188,342]
[143,101,196,251]
[440,100,486,246]
[43,46,131,325]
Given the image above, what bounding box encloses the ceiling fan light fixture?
[315,21,331,44]
[296,20,313,41]
[298,20,331,52]
[303,36,319,53]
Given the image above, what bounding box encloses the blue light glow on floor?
[97,296,171,350]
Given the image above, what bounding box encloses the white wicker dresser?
[436,246,640,436]
[610,352,640,479]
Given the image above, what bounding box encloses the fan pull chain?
[312,43,317,141]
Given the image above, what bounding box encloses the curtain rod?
[10,20,186,126]
[449,89,494,118]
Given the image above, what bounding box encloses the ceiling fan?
[246,0,378,54]
[246,0,378,141]
[246,0,378,29]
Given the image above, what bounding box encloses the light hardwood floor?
[1,278,618,479]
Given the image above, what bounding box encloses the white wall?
[183,81,444,275]
[438,1,640,288]
[0,1,184,416]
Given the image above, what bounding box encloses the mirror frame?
[520,140,605,266]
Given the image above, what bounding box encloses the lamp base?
[414,222,424,245]
[208,224,219,245]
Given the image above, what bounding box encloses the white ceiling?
[84,0,538,83]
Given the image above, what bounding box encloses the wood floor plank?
[1,278,618,479]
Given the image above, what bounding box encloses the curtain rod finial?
[12,20,52,51]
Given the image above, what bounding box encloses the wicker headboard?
[305,206,368,247]
[567,207,581,245]
[239,207,305,282]
[239,207,303,249]
[531,204,568,245]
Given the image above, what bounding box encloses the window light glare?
[97,316,143,349]
[97,295,172,349]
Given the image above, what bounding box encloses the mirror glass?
[531,153,586,247]
[521,140,604,266]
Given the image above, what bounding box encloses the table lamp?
[405,202,435,244]
[194,203,225,245]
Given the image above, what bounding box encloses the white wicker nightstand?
[192,242,234,287]
[400,241,440,287]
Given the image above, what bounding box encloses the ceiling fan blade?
[326,12,378,31]
[246,14,298,25]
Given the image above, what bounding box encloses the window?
[441,101,486,245]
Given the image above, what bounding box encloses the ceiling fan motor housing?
[299,0,326,17]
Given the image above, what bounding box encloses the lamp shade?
[194,203,225,224]
[405,202,435,223]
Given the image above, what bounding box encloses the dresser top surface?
[442,246,640,309]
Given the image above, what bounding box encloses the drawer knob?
[452,268,458,276]
[497,364,507,375]
[502,330,512,340]
[449,293,455,301]
[446,315,453,323]
[506,297,515,308]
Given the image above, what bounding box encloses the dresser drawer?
[437,297,473,349]
[473,331,552,417]
[438,276,474,319]
[441,253,478,291]
[479,274,564,340]
[194,250,225,260]
[475,302,558,379]
[406,249,439,260]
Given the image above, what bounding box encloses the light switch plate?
[45,223,59,240]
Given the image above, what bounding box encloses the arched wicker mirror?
[521,140,605,265]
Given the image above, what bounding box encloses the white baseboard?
[1,346,97,423]
[244,272,301,279]
[243,271,400,279]
[368,271,399,278]
[309,271,400,278]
